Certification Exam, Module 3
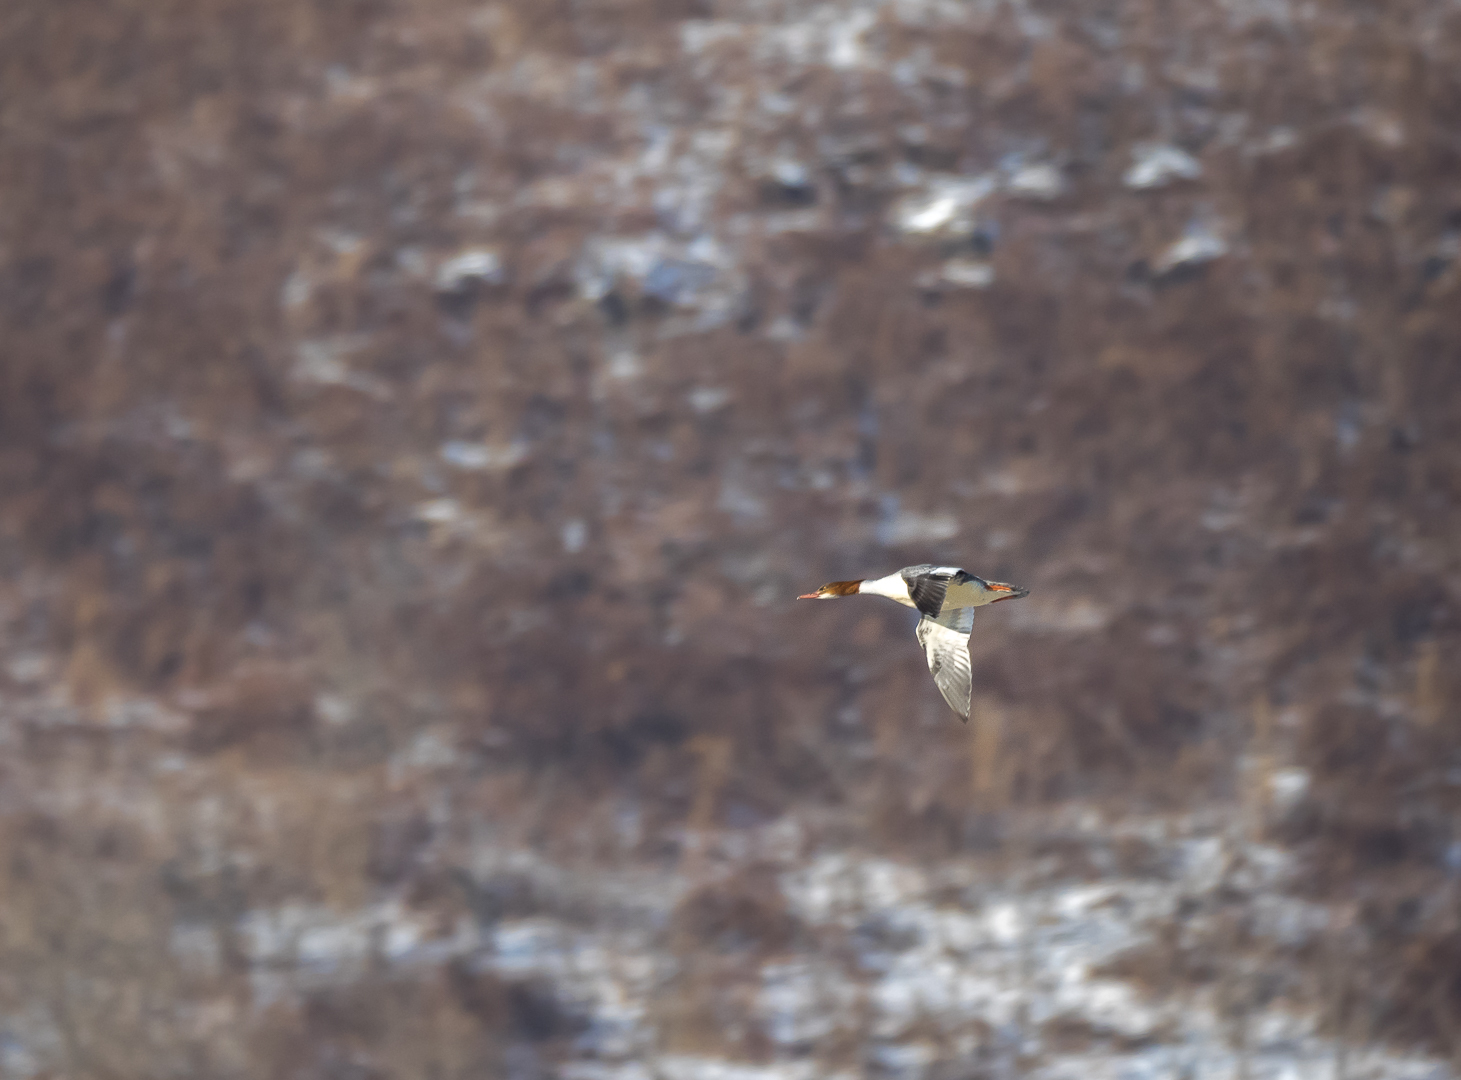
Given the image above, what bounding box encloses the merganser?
[798,565,1029,721]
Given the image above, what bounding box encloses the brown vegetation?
[1,0,1460,1073]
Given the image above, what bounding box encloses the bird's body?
[798,564,1028,721]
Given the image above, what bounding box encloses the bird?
[798,564,1028,721]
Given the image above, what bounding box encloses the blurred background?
[2,0,1460,1076]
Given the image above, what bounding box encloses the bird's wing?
[932,605,976,635]
[900,565,972,617]
[915,610,975,721]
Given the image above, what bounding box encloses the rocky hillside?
[2,0,1460,1075]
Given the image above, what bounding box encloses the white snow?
[892,174,998,237]
[213,809,1453,1080]
[440,440,529,471]
[434,248,506,291]
[1124,144,1203,189]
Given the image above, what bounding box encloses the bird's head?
[981,579,1029,603]
[797,580,862,600]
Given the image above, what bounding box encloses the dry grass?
[1,0,1460,1069]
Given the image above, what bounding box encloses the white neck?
[859,573,916,608]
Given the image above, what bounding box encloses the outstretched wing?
[900,565,974,618]
[915,607,976,720]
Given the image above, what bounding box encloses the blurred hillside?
[2,0,1460,1076]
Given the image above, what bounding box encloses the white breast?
[859,573,916,608]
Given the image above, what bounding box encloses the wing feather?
[900,565,977,617]
[915,613,975,721]
[905,574,948,617]
[932,605,976,635]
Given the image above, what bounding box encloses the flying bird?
[798,565,1028,721]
